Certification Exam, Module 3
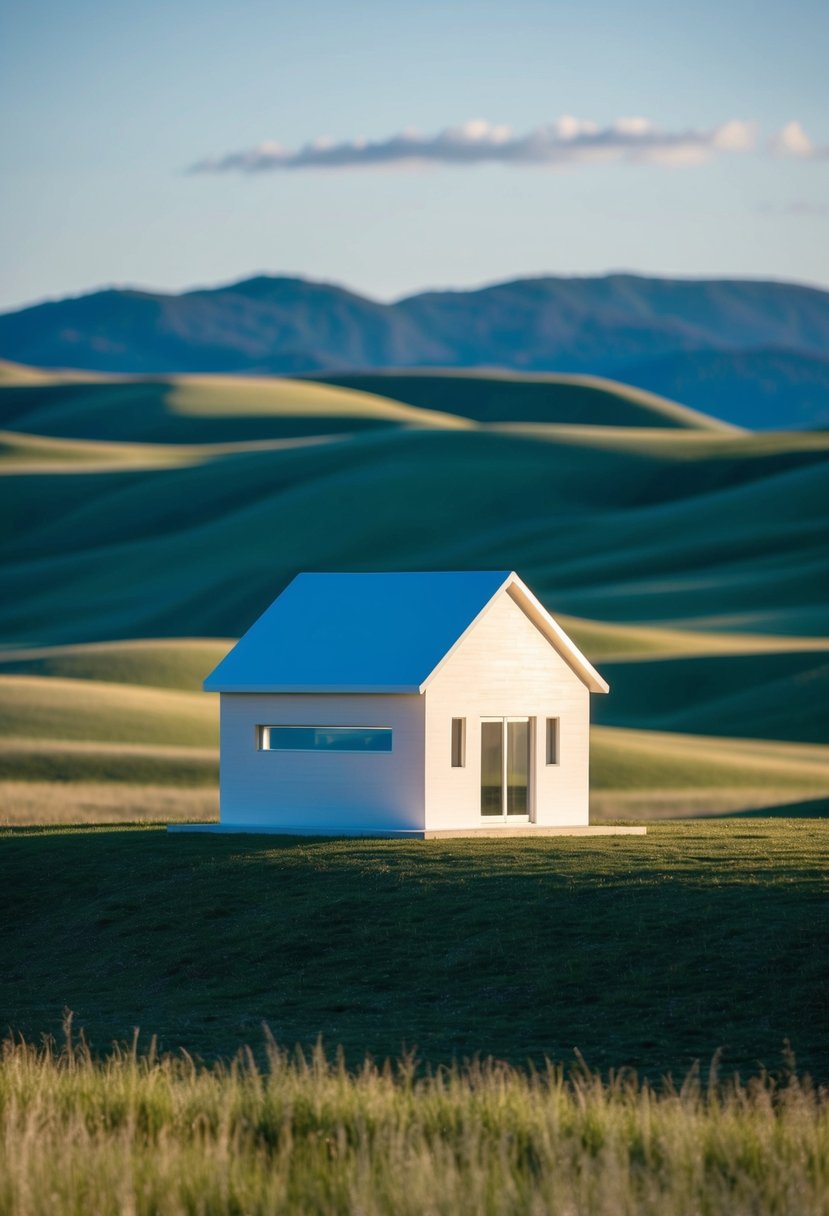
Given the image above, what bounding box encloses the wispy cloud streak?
[190,116,755,174]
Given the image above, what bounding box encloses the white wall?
[424,588,591,830]
[218,693,425,831]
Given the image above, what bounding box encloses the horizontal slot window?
[260,726,392,752]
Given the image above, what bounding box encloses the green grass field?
[1,821,827,1081]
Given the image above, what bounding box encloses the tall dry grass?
[0,1021,826,1215]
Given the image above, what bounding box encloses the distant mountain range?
[2,273,828,428]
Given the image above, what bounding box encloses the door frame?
[480,716,534,822]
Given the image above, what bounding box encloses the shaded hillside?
[2,274,829,427]
[0,367,468,444]
[315,370,735,431]
[595,650,829,744]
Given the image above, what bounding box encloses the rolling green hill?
[595,650,829,743]
[0,363,826,826]
[0,364,469,444]
[1,418,826,643]
[2,666,828,800]
[0,675,216,747]
[0,638,232,691]
[315,369,735,431]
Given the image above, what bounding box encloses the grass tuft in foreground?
[1,1023,826,1216]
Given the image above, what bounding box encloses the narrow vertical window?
[546,717,559,765]
[451,718,466,767]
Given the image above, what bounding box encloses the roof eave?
[504,575,610,693]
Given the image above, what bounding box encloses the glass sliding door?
[506,719,530,816]
[480,718,531,820]
[480,720,504,816]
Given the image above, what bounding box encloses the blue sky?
[2,0,828,310]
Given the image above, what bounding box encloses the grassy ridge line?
[0,429,194,471]
[591,725,829,792]
[2,628,828,687]
[0,372,474,444]
[0,363,731,441]
[0,428,360,473]
[0,360,111,385]
[492,421,829,456]
[0,638,232,690]
[0,739,217,786]
[1,426,827,644]
[1,672,828,797]
[1,1034,826,1216]
[4,416,828,480]
[559,616,829,661]
[3,414,828,474]
[316,368,738,431]
[0,675,216,747]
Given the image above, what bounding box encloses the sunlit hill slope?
[1,361,827,823]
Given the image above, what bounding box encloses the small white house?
[175,570,642,838]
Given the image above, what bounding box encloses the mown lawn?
[1,820,827,1083]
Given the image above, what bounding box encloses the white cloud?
[190,116,756,175]
[611,116,654,136]
[713,120,756,151]
[768,120,827,159]
[552,115,598,140]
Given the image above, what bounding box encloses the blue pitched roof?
[204,571,512,693]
